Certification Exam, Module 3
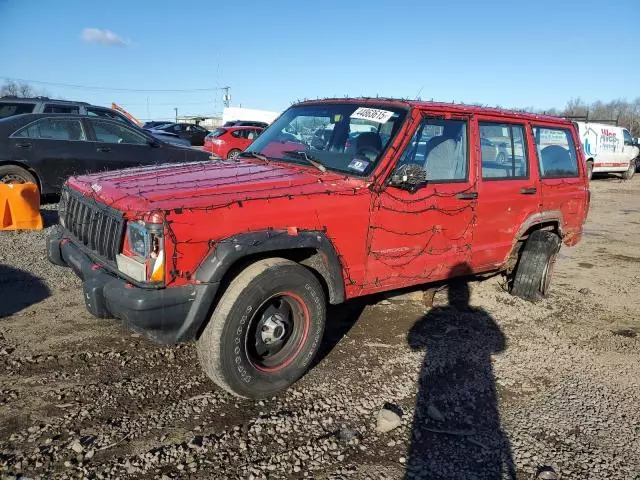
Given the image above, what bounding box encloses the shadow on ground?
[405,263,515,480]
[0,264,50,318]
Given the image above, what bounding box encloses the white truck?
[576,122,639,180]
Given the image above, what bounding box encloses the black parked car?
[0,114,211,195]
[151,123,210,146]
[142,120,172,129]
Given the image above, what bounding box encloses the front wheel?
[197,258,326,398]
[622,162,635,180]
[0,165,37,187]
[510,230,561,302]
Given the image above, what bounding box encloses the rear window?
[208,128,226,138]
[533,126,579,178]
[0,102,36,118]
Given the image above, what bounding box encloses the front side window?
[533,126,579,178]
[623,129,633,146]
[12,118,86,141]
[42,104,80,114]
[479,122,528,179]
[246,103,408,176]
[395,117,468,182]
[90,120,148,145]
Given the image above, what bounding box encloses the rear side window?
[42,104,80,114]
[0,102,36,118]
[533,127,579,178]
[479,122,528,179]
[231,129,248,139]
[12,118,87,141]
[209,128,226,138]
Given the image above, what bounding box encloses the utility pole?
[222,86,231,108]
[174,107,178,123]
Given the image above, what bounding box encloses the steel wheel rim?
[1,173,27,184]
[245,292,310,372]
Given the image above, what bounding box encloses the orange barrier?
[0,183,43,231]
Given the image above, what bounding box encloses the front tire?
[622,162,635,180]
[0,165,37,188]
[197,258,326,398]
[586,160,593,180]
[511,230,561,302]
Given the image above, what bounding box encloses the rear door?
[532,123,588,243]
[9,117,98,191]
[86,119,163,170]
[472,119,541,270]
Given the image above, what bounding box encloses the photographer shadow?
[405,263,515,479]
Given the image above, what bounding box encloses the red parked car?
[48,98,590,399]
[203,126,263,159]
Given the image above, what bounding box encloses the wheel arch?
[195,230,346,306]
[0,160,43,192]
[504,212,562,272]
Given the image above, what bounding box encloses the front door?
[364,114,477,292]
[87,119,163,170]
[471,119,541,270]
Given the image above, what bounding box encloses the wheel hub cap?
[260,314,287,344]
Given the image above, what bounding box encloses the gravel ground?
[0,176,639,479]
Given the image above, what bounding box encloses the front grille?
[59,188,125,263]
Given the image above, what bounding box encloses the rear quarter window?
[0,102,36,118]
[533,126,579,178]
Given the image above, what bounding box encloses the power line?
[1,77,229,93]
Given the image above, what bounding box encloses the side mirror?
[388,163,427,192]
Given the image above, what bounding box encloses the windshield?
[247,103,408,176]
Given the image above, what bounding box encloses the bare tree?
[0,80,44,98]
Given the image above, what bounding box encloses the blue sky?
[1,0,638,121]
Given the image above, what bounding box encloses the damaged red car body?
[47,98,590,398]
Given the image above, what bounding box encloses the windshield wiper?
[237,151,269,162]
[282,150,326,172]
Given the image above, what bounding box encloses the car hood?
[67,159,363,215]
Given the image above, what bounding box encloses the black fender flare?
[195,230,346,304]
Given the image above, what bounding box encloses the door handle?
[15,142,32,149]
[96,147,111,153]
[520,187,537,195]
[456,192,478,200]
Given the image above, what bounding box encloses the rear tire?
[0,165,37,188]
[197,258,326,398]
[227,149,241,160]
[511,230,561,302]
[622,162,635,180]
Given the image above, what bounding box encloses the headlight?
[117,220,165,284]
[127,222,150,258]
[58,189,70,228]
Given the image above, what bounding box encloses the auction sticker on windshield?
[348,158,369,172]
[350,107,394,124]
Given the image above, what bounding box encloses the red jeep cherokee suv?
[47,99,589,398]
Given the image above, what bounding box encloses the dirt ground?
[1,176,639,480]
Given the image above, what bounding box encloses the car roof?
[227,125,264,130]
[297,97,570,125]
[0,96,90,106]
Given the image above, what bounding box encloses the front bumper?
[47,227,219,344]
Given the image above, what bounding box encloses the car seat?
[540,145,574,176]
[423,123,466,180]
[354,132,382,162]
